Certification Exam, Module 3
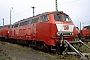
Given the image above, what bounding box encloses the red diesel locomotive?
[0,25,9,38]
[0,11,76,53]
[82,25,90,39]
[73,27,79,38]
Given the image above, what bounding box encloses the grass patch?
[12,57,18,60]
[73,42,90,53]
[0,51,11,60]
[0,56,6,60]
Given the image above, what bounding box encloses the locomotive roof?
[83,25,90,28]
[14,11,65,24]
[0,24,10,30]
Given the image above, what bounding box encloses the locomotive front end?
[49,11,75,53]
[54,11,75,42]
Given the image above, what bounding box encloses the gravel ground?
[0,40,90,60]
[0,48,12,60]
[0,41,65,60]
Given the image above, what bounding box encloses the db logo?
[64,25,69,30]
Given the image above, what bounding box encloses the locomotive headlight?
[8,31,9,33]
[70,33,73,35]
[57,32,61,36]
[70,33,72,35]
[72,33,74,35]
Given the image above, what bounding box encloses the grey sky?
[0,0,90,29]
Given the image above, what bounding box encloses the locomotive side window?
[20,22,24,26]
[8,25,10,29]
[19,21,29,26]
[86,26,90,29]
[28,20,32,24]
[40,15,48,22]
[0,27,1,30]
[14,23,19,28]
[83,26,90,30]
[23,21,29,25]
[11,25,14,28]
[31,18,38,24]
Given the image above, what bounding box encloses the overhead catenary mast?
[3,18,4,28]
[31,6,35,17]
[55,0,58,11]
[10,7,13,26]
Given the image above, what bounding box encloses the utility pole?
[80,22,81,31]
[10,7,13,26]
[80,22,81,39]
[3,18,4,29]
[31,6,35,17]
[55,0,58,11]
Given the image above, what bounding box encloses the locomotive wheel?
[56,44,66,54]
[35,41,50,52]
[28,41,50,52]
[42,43,50,53]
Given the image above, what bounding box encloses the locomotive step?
[64,40,90,60]
[70,40,90,50]
[51,49,56,50]
[51,46,56,50]
[69,41,81,44]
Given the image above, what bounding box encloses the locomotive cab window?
[54,14,64,21]
[65,15,72,22]
[40,15,48,22]
[54,13,72,22]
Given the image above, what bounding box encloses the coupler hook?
[60,33,64,46]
